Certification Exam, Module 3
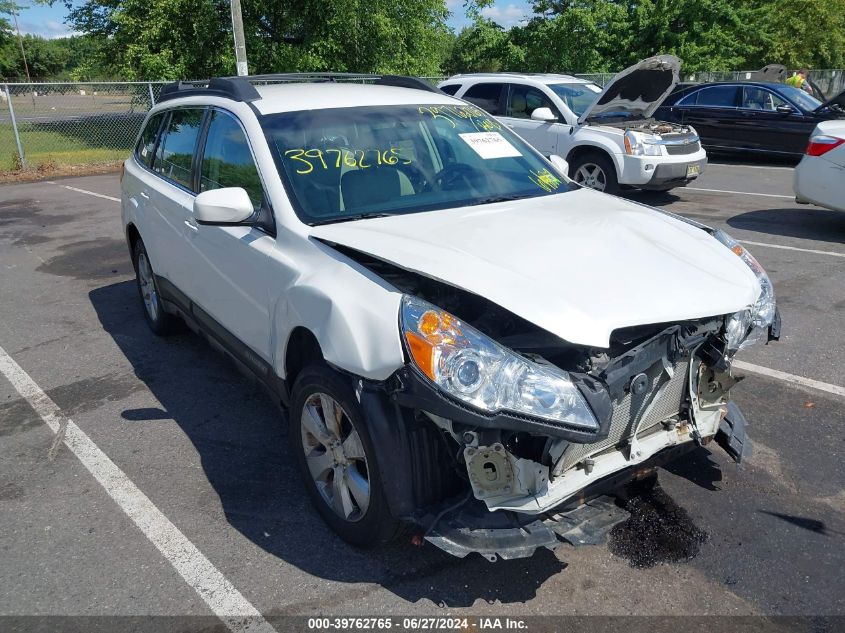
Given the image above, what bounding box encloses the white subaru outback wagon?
[122,74,780,561]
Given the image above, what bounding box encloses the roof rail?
[158,78,262,103]
[157,73,441,104]
[447,72,577,79]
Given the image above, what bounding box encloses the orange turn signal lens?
[419,310,440,337]
[731,245,744,256]
[405,331,435,380]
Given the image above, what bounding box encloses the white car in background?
[439,55,707,195]
[794,121,845,212]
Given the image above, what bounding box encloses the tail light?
[805,135,845,157]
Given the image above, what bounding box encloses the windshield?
[547,83,602,117]
[779,84,822,111]
[262,104,574,224]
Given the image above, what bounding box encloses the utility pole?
[230,0,248,76]
[11,10,32,84]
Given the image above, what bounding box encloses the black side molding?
[716,401,752,464]
[768,306,782,343]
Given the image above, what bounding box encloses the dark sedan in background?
[655,81,845,158]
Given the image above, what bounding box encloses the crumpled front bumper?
[422,402,749,561]
[360,316,759,561]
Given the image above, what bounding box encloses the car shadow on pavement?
[89,280,565,607]
[662,446,724,492]
[619,190,680,207]
[726,208,845,244]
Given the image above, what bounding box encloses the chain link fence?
[1,71,842,172]
[0,81,168,171]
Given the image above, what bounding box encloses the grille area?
[561,360,690,471]
[665,141,701,155]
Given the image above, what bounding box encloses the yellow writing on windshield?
[529,168,562,193]
[419,105,503,133]
[284,147,412,175]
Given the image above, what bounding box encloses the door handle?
[184,219,198,232]
[139,191,150,200]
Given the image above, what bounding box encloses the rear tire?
[133,239,178,336]
[290,364,401,548]
[570,151,620,195]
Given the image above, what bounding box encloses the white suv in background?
[439,56,708,195]
[121,74,778,562]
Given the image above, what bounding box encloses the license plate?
[686,164,701,178]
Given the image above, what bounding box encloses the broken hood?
[311,189,761,349]
[578,55,681,125]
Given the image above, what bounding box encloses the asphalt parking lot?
[1,162,843,628]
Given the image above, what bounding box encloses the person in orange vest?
[786,69,814,95]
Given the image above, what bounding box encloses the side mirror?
[531,107,557,122]
[548,154,569,176]
[194,187,255,225]
[776,104,796,115]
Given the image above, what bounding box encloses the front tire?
[290,364,400,548]
[570,151,619,195]
[133,239,178,336]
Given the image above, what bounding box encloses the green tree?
[444,19,516,73]
[66,0,232,80]
[620,0,754,73]
[0,34,71,80]
[443,0,525,74]
[748,0,845,69]
[514,1,627,73]
[64,0,451,79]
[517,0,754,74]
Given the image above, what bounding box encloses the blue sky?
[12,0,534,39]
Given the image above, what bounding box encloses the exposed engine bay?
[588,117,697,138]
[336,243,749,559]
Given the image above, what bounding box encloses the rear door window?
[741,86,786,111]
[199,110,264,208]
[505,84,559,119]
[136,113,164,168]
[462,83,505,115]
[688,85,739,108]
[153,108,205,190]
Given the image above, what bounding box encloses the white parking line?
[686,186,793,199]
[733,360,845,398]
[740,240,845,259]
[48,181,120,203]
[709,163,794,172]
[0,345,277,633]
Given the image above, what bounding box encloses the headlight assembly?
[400,295,598,430]
[713,230,777,351]
[624,130,662,157]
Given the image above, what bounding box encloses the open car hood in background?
[816,88,845,112]
[578,55,681,125]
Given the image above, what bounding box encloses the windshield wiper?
[312,212,394,225]
[468,193,535,206]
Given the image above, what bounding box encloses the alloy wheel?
[574,163,608,191]
[137,252,160,322]
[300,392,370,522]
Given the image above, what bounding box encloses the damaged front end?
[329,229,779,561]
[359,294,767,560]
[391,307,748,559]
